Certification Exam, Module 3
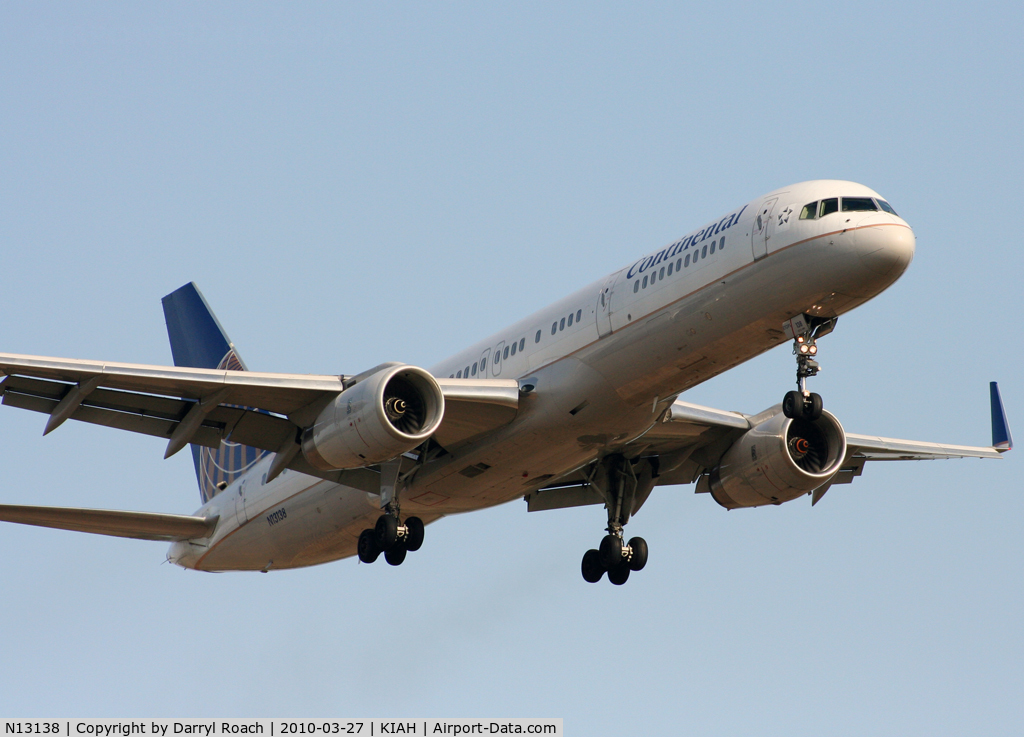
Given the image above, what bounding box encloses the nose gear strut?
[782,316,837,421]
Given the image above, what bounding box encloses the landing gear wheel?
[607,562,631,585]
[404,516,424,552]
[805,392,823,421]
[581,549,606,583]
[357,529,381,564]
[627,537,648,571]
[384,543,407,566]
[375,514,399,551]
[783,391,803,419]
[599,534,624,568]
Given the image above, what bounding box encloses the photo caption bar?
[1,720,562,737]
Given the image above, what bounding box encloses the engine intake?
[301,365,444,471]
[708,409,847,509]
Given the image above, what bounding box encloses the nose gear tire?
[783,391,802,419]
[805,392,823,421]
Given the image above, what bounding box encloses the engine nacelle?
[707,409,847,509]
[301,364,444,471]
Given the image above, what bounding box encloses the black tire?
[375,514,399,551]
[357,528,381,564]
[404,516,424,552]
[599,534,623,568]
[581,549,605,583]
[627,537,648,571]
[384,543,407,566]
[806,392,823,421]
[607,562,631,585]
[783,390,802,419]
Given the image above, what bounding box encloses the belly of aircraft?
[185,235,901,572]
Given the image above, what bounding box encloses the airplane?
[0,180,1012,584]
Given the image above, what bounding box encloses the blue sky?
[1,2,1022,733]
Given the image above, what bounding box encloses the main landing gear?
[781,316,837,422]
[580,454,655,585]
[357,458,423,566]
[357,512,424,566]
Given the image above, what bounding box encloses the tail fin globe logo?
[198,349,269,504]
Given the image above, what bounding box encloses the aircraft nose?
[855,222,916,277]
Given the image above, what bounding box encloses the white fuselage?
[168,180,916,571]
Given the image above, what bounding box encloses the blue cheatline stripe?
[990,382,1013,450]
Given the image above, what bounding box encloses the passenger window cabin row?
[799,196,898,220]
[632,235,726,294]
[551,309,583,336]
[449,307,584,378]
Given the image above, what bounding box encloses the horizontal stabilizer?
[0,504,217,542]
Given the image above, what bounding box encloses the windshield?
[841,197,878,212]
[877,199,899,216]
[800,195,900,220]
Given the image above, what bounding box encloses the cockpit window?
[876,199,899,216]
[841,197,878,212]
[819,198,839,217]
[799,202,818,220]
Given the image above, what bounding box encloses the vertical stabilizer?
[162,283,267,503]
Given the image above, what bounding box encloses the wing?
[0,352,520,482]
[655,384,1010,505]
[527,384,1010,512]
[808,387,1010,504]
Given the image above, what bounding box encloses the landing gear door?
[597,275,616,338]
[751,197,778,261]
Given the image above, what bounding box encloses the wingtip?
[990,382,1012,452]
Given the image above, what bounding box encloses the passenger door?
[596,275,615,337]
[492,341,505,377]
[477,348,491,378]
[234,479,249,524]
[751,197,778,261]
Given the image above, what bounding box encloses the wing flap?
[2,388,221,447]
[0,504,217,542]
[1,374,299,453]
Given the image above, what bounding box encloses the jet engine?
[706,409,847,509]
[301,364,444,471]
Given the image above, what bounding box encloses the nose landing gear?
[782,316,836,422]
